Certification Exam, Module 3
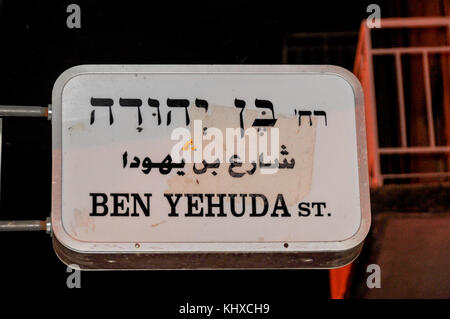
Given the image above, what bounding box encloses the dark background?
[0,0,428,311]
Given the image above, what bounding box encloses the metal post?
[0,219,50,232]
[0,105,49,118]
[365,23,383,187]
[0,110,51,234]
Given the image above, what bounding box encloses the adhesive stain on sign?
[166,104,317,206]
[73,208,96,233]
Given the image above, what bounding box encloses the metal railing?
[354,17,450,187]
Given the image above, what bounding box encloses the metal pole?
[0,218,51,233]
[0,105,49,118]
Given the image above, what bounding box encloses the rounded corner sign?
[51,65,371,266]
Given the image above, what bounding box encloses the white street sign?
[51,65,370,269]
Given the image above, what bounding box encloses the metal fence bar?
[383,172,450,179]
[380,17,450,28]
[395,52,408,147]
[379,146,450,154]
[422,52,436,147]
[448,23,450,44]
[372,46,450,55]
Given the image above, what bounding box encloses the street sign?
[51,65,370,269]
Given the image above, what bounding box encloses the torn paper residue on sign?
[166,104,317,206]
